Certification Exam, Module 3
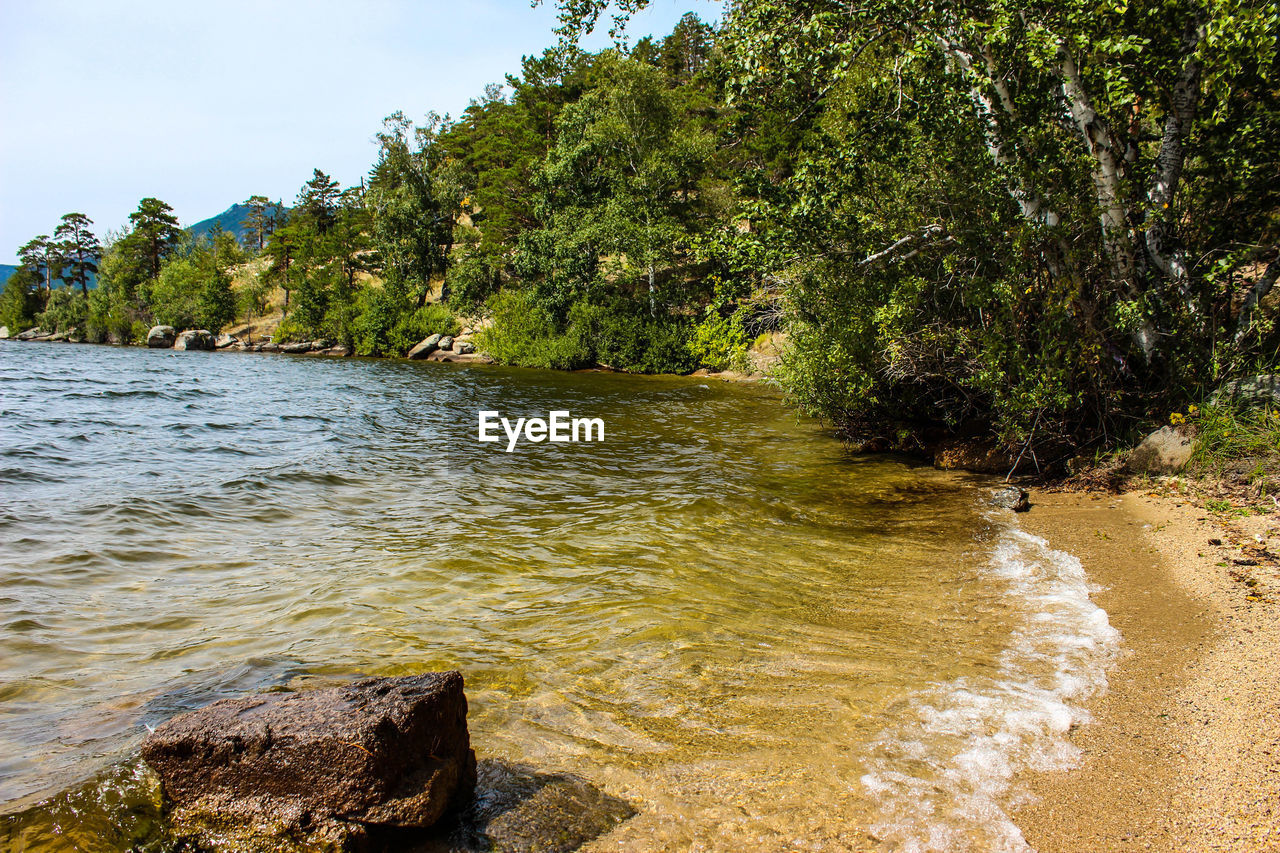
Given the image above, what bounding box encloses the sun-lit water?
[0,343,1117,852]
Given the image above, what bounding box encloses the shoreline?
[0,335,773,382]
[1014,488,1280,851]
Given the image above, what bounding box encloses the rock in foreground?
[1127,425,1195,475]
[141,672,476,851]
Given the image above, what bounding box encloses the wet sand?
[1015,490,1280,851]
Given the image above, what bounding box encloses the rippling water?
[0,343,1118,852]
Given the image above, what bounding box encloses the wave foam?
[859,517,1121,852]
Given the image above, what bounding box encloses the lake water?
[0,343,1118,852]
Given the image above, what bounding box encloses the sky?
[0,0,722,264]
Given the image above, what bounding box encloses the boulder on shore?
[1127,425,1196,475]
[174,330,215,351]
[989,486,1031,512]
[215,333,238,349]
[437,335,455,352]
[0,326,9,340]
[455,340,475,354]
[147,326,177,348]
[280,341,313,354]
[17,327,48,341]
[407,334,442,359]
[141,671,475,852]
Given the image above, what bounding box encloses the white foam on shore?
[859,514,1122,852]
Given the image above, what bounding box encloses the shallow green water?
[0,343,1117,852]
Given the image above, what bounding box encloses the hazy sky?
[0,0,721,263]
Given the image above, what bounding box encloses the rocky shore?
[1,323,495,365]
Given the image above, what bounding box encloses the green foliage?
[350,288,459,357]
[689,309,749,372]
[1187,404,1280,472]
[480,289,695,373]
[477,289,592,369]
[0,267,44,332]
[36,288,87,333]
[445,246,503,312]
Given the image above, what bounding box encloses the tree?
[127,198,183,282]
[18,235,60,293]
[54,213,101,297]
[518,54,714,316]
[150,228,242,331]
[659,12,713,81]
[366,112,464,307]
[242,195,276,252]
[550,0,1280,452]
[0,266,44,332]
[296,169,341,234]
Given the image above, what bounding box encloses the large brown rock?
[141,672,475,851]
[1127,425,1196,475]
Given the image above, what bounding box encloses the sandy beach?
[1014,488,1280,851]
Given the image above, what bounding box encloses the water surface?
[0,343,1117,851]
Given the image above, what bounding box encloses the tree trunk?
[648,262,657,318]
[1235,253,1280,344]
[1142,23,1205,316]
[1058,44,1134,285]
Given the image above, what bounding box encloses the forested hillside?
[3,0,1277,460]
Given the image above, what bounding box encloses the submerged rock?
[407,334,442,359]
[174,330,215,351]
[459,759,635,853]
[1127,425,1195,475]
[147,325,176,348]
[140,671,475,851]
[989,486,1031,512]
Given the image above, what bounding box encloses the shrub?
[478,289,592,370]
[388,303,459,356]
[36,288,88,333]
[688,309,749,371]
[481,291,696,373]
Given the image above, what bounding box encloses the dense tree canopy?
[8,3,1277,459]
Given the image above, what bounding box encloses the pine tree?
[54,213,101,298]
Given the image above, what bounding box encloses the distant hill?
[0,263,97,291]
[187,202,286,246]
[0,201,282,289]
